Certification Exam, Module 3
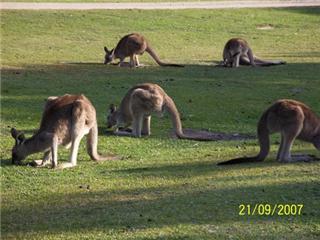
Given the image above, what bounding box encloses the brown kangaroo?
[221,38,286,67]
[11,94,119,169]
[104,33,183,67]
[218,99,320,165]
[106,83,210,140]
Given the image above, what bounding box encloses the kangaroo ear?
[110,48,115,56]
[104,46,109,53]
[11,128,18,139]
[109,104,117,113]
[17,133,25,142]
[11,128,25,144]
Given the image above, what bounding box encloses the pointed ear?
[104,46,109,53]
[109,104,116,113]
[11,128,25,144]
[17,133,25,142]
[11,128,18,139]
[110,48,115,56]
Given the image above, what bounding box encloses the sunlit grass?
[1,8,320,240]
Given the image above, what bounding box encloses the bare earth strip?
[1,0,320,10]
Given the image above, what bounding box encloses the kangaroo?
[221,38,286,67]
[218,99,320,165]
[107,83,209,140]
[104,33,183,68]
[11,94,119,169]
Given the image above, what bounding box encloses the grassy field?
[1,8,320,240]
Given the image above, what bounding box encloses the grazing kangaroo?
[221,38,286,67]
[11,94,118,169]
[218,99,320,165]
[107,83,209,140]
[104,33,183,67]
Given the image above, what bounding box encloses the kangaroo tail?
[239,56,286,66]
[146,46,184,67]
[87,123,119,161]
[253,56,286,66]
[217,111,270,165]
[164,96,213,141]
[217,156,262,165]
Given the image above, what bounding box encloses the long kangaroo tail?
[240,56,286,66]
[146,46,184,67]
[87,123,119,161]
[217,111,270,165]
[164,96,211,141]
[254,56,286,66]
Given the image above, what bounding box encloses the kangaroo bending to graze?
[104,33,183,68]
[11,94,119,169]
[218,99,320,165]
[221,38,286,67]
[107,83,210,141]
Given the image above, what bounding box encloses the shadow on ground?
[1,180,319,237]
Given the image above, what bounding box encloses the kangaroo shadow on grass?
[1,181,319,237]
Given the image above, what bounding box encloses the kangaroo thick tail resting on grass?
[87,124,118,161]
[254,56,286,66]
[146,46,184,67]
[217,112,270,165]
[164,96,213,141]
[240,56,286,66]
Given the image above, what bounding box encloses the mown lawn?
[1,8,320,240]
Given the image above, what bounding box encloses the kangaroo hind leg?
[277,122,303,163]
[60,101,86,169]
[134,55,141,67]
[132,113,144,138]
[247,48,256,66]
[232,53,241,67]
[141,116,151,136]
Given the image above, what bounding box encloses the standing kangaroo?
[104,33,183,67]
[107,83,209,140]
[218,99,320,165]
[221,38,286,67]
[11,94,119,169]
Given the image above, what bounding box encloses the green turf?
[1,8,320,240]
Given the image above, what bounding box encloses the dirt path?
[1,0,320,10]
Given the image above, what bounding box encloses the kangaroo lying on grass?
[107,83,211,140]
[218,99,320,165]
[104,33,183,68]
[11,94,119,169]
[220,38,286,67]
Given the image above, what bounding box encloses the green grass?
[1,8,320,240]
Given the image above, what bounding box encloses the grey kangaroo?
[222,38,286,67]
[11,94,119,169]
[218,99,320,165]
[104,33,183,67]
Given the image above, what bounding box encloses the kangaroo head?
[223,52,236,67]
[10,128,27,164]
[223,57,232,67]
[104,47,114,64]
[106,104,118,129]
